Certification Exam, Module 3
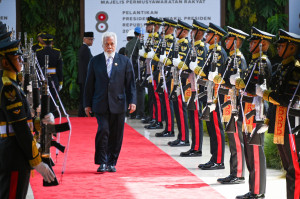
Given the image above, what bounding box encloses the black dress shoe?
[168,139,190,147]
[180,149,202,157]
[136,115,142,119]
[142,117,153,124]
[155,131,175,137]
[97,164,106,172]
[106,165,116,172]
[198,161,225,170]
[198,161,212,169]
[217,174,245,184]
[145,122,163,129]
[236,192,265,199]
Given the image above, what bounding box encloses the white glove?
[27,84,32,93]
[229,73,240,85]
[257,124,268,134]
[138,46,146,57]
[146,75,152,82]
[208,71,218,81]
[146,49,155,59]
[58,85,62,91]
[172,57,181,67]
[208,103,216,112]
[33,162,55,183]
[256,84,264,97]
[42,113,55,125]
[159,52,167,63]
[189,60,198,71]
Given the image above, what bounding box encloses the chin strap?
[207,33,216,44]
[177,29,184,39]
[5,55,18,73]
[250,39,262,54]
[229,37,236,51]
[281,42,290,58]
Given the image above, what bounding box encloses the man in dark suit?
[78,32,94,117]
[84,32,136,173]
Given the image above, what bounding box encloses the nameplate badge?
[114,63,118,66]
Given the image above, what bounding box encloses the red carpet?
[30,117,224,199]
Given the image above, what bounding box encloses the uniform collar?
[252,52,264,59]
[177,37,188,44]
[3,70,16,81]
[282,56,295,66]
[149,32,159,37]
[230,48,240,56]
[194,40,203,46]
[209,43,218,50]
[165,34,173,39]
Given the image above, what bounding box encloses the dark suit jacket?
[78,44,92,84]
[84,52,136,114]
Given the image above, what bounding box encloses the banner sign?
[85,0,221,55]
[289,0,300,34]
[0,0,16,34]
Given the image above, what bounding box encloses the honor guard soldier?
[36,34,63,112]
[0,26,55,199]
[32,32,46,52]
[139,16,164,129]
[153,18,177,137]
[216,26,248,183]
[196,23,227,170]
[165,20,192,146]
[256,29,300,199]
[180,19,208,156]
[233,27,275,199]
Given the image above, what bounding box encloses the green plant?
[264,133,283,169]
[226,0,288,63]
[21,0,81,110]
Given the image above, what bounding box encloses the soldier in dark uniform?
[32,32,46,52]
[234,27,275,199]
[36,34,63,112]
[125,27,144,119]
[0,28,55,199]
[139,16,164,129]
[197,23,227,170]
[180,19,208,156]
[215,26,248,184]
[256,29,300,199]
[152,18,177,137]
[167,20,192,146]
[78,31,94,117]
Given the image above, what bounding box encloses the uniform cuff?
[29,155,42,167]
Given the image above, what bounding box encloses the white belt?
[47,68,56,74]
[0,125,14,134]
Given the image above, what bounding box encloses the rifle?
[248,43,267,145]
[40,55,70,186]
[225,40,239,133]
[187,32,197,110]
[200,37,218,121]
[155,26,166,94]
[287,80,300,164]
[169,29,180,101]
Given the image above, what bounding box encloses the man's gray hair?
[102,32,117,48]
